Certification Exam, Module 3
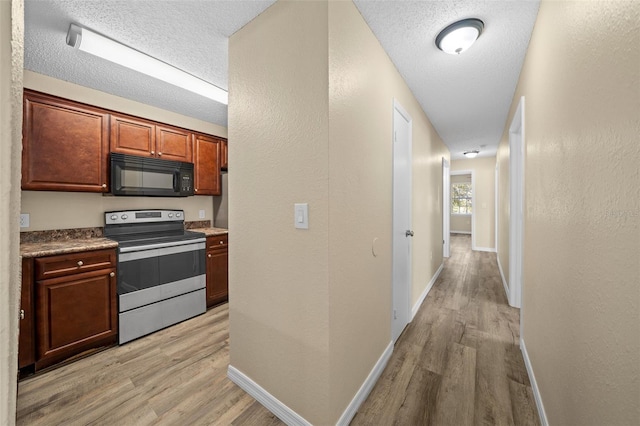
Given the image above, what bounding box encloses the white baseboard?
[336,341,394,425]
[450,230,471,234]
[520,339,548,426]
[411,263,444,320]
[229,341,394,426]
[497,256,509,302]
[227,365,312,426]
[472,246,496,253]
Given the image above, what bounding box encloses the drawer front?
[206,234,228,250]
[36,249,116,280]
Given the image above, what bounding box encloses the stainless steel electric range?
[104,209,206,344]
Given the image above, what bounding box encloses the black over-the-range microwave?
[110,152,195,197]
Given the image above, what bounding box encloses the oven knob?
[121,214,128,220]
[110,214,117,221]
[176,212,182,218]
[168,213,174,218]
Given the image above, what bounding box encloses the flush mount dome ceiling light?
[436,18,484,55]
[464,150,479,158]
[66,24,228,105]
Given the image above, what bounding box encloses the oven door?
[117,239,206,312]
[111,152,194,197]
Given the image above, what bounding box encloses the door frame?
[450,169,475,249]
[391,99,412,343]
[442,157,450,258]
[509,96,525,310]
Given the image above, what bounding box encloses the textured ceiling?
[25,1,539,159]
[24,0,276,127]
[354,0,540,160]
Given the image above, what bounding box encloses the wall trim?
[336,341,394,426]
[227,365,312,426]
[472,246,496,253]
[412,263,444,320]
[497,256,509,302]
[520,339,548,426]
[450,230,471,235]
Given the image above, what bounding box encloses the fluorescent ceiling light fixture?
[436,19,484,55]
[66,24,228,105]
[464,150,479,158]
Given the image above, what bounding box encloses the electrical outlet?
[199,210,205,219]
[20,213,30,228]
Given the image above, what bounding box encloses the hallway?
[352,234,540,425]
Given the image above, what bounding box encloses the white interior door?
[509,96,525,309]
[392,100,412,343]
[442,158,450,258]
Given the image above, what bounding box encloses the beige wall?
[0,0,23,424]
[20,71,227,231]
[452,157,496,250]
[497,1,640,424]
[229,1,448,423]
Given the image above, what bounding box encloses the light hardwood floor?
[17,234,539,425]
[351,234,540,425]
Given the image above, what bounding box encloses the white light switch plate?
[294,203,308,229]
[20,213,30,228]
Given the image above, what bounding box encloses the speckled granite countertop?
[20,224,227,258]
[20,238,118,258]
[190,227,228,237]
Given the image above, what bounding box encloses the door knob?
[405,230,414,237]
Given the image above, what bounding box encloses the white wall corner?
[412,263,444,320]
[497,256,509,302]
[520,339,548,426]
[227,365,312,426]
[336,341,394,426]
[472,246,496,253]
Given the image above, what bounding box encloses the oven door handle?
[118,238,206,253]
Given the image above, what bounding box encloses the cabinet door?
[110,114,156,158]
[156,125,193,162]
[193,134,221,195]
[36,268,117,370]
[206,248,228,307]
[18,258,35,369]
[22,90,109,192]
[220,139,228,171]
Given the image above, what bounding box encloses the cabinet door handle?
[77,260,84,267]
[151,150,155,155]
[195,188,198,192]
[208,254,212,258]
[20,309,25,320]
[110,272,115,277]
[102,183,107,189]
[158,152,162,156]
[220,241,224,244]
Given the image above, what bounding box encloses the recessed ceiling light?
[436,18,484,55]
[66,24,228,105]
[464,150,479,158]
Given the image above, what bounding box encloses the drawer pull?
[110,272,115,277]
[20,309,25,320]
[151,150,155,155]
[158,152,162,156]
[220,241,224,244]
[102,183,107,189]
[208,254,212,258]
[77,260,83,267]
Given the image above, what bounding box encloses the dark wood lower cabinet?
[206,235,228,308]
[18,258,35,369]
[19,249,118,374]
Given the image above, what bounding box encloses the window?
[452,182,472,214]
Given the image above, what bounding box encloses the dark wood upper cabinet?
[193,133,222,195]
[110,114,156,158]
[22,90,109,192]
[220,139,228,171]
[156,124,193,162]
[111,114,193,163]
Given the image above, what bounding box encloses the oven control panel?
[105,209,184,225]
